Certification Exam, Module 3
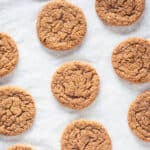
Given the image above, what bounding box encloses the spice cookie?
[112,38,150,83]
[37,0,87,51]
[7,144,34,150]
[95,0,145,26]
[128,90,150,142]
[0,86,36,136]
[0,33,18,77]
[51,61,99,110]
[61,120,112,150]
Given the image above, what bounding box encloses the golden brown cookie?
[0,86,36,136]
[112,38,150,83]
[51,61,100,109]
[128,90,150,142]
[61,120,112,150]
[95,0,145,26]
[0,33,18,77]
[37,0,87,51]
[7,144,34,150]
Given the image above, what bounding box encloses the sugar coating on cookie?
[0,87,35,136]
[95,0,145,26]
[61,120,112,150]
[128,90,150,142]
[51,61,99,109]
[37,0,87,50]
[7,144,34,150]
[112,38,150,83]
[0,33,18,77]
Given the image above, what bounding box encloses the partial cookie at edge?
[0,33,18,77]
[61,120,112,150]
[0,86,36,136]
[95,0,145,26]
[7,144,34,150]
[128,90,150,142]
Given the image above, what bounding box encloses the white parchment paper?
[0,0,150,150]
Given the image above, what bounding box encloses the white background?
[0,0,150,150]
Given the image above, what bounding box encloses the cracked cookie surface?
[112,38,150,83]
[0,33,18,77]
[37,0,87,50]
[61,120,112,150]
[95,0,145,26]
[128,90,150,142]
[7,144,34,150]
[0,86,35,136]
[51,61,99,109]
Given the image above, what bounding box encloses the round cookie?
[0,33,18,77]
[61,120,112,150]
[95,0,145,26]
[51,61,100,109]
[112,38,150,83]
[7,144,34,150]
[0,86,36,136]
[37,0,87,51]
[128,90,150,142]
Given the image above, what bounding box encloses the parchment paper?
[0,0,150,150]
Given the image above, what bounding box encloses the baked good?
[96,0,145,26]
[0,86,36,136]
[128,90,150,142]
[51,61,100,109]
[61,120,112,150]
[112,38,150,83]
[7,144,34,150]
[0,33,18,77]
[37,0,87,50]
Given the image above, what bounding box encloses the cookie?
[95,0,145,26]
[61,120,112,150]
[51,61,99,109]
[128,90,150,142]
[0,86,36,136]
[112,38,150,83]
[0,33,18,77]
[7,144,34,150]
[37,0,87,51]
